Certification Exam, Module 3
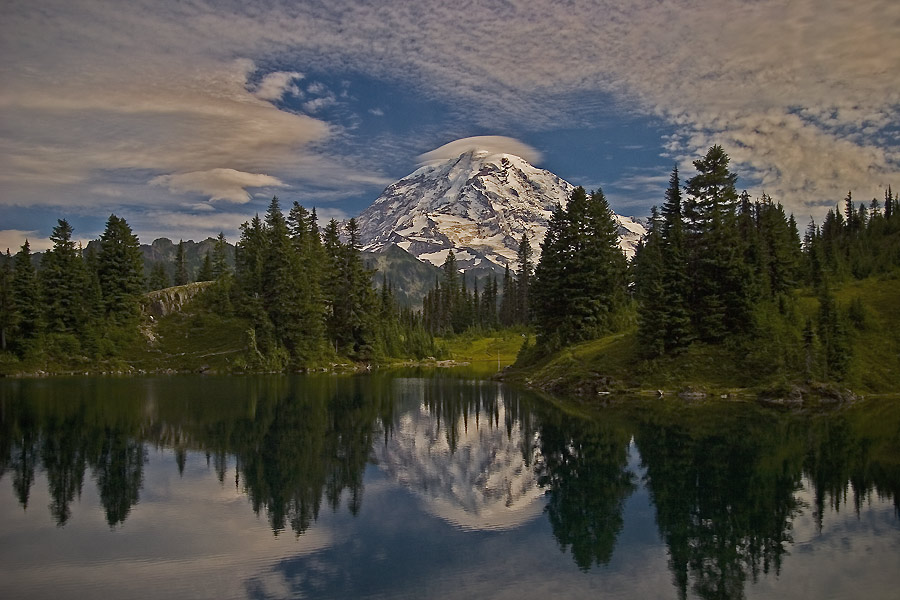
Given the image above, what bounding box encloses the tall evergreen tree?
[196,252,214,282]
[261,197,319,360]
[212,232,230,279]
[515,232,534,325]
[148,262,170,291]
[12,241,42,343]
[634,207,667,356]
[684,145,751,341]
[498,263,516,328]
[532,187,627,348]
[97,214,145,323]
[0,250,14,351]
[659,166,693,350]
[174,240,189,286]
[40,219,87,333]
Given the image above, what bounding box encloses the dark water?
[1,372,898,600]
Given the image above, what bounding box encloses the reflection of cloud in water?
[373,392,544,531]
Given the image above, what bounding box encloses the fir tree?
[196,252,214,282]
[148,262,170,291]
[659,165,693,351]
[12,241,42,342]
[0,250,14,351]
[515,232,534,325]
[174,240,189,286]
[498,263,516,327]
[684,145,751,341]
[212,232,230,279]
[532,187,627,348]
[634,207,667,356]
[97,215,145,323]
[40,219,87,333]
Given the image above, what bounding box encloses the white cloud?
[253,71,303,101]
[150,169,287,204]
[2,0,898,232]
[418,136,542,165]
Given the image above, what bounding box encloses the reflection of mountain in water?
[374,379,544,531]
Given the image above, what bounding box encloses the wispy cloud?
[2,0,897,236]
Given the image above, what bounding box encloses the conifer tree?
[684,145,751,341]
[634,207,667,356]
[212,232,230,279]
[196,252,214,282]
[0,250,14,351]
[97,215,145,323]
[40,219,87,333]
[659,165,693,351]
[499,263,516,327]
[148,262,170,291]
[13,241,42,342]
[515,232,534,325]
[532,187,627,348]
[174,240,189,286]
[262,196,312,359]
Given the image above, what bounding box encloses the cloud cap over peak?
[418,136,542,166]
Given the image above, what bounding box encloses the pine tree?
[196,252,214,282]
[532,187,627,348]
[499,263,516,327]
[0,250,16,351]
[634,207,667,356]
[40,219,88,333]
[816,280,850,380]
[659,165,693,351]
[12,241,42,343]
[212,232,230,279]
[148,262,170,291]
[174,240,189,286]
[262,196,310,359]
[684,145,751,341]
[97,214,145,323]
[515,232,534,325]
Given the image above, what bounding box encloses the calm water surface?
[1,371,898,599]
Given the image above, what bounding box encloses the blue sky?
[2,0,899,250]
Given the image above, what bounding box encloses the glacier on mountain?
[357,148,646,273]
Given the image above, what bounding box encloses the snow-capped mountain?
[357,148,646,272]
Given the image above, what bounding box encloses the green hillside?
[505,274,900,399]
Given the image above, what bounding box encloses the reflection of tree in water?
[634,403,804,600]
[41,409,88,525]
[533,406,634,570]
[804,407,900,526]
[1,376,898,571]
[231,376,394,535]
[90,428,146,527]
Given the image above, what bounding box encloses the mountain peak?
[357,150,645,274]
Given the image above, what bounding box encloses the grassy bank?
[504,274,900,400]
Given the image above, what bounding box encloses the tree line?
[0,198,436,368]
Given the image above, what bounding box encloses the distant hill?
[362,243,442,308]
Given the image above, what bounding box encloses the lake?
[1,371,898,599]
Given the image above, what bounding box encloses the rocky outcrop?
[143,281,213,318]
